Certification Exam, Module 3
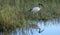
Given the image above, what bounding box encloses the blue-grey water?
[33,20,60,35]
[0,18,60,35]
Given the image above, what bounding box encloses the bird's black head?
[38,3,44,7]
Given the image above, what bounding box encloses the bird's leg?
[36,13,38,16]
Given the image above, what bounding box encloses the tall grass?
[0,0,60,32]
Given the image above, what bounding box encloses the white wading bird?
[29,3,44,13]
[28,3,44,33]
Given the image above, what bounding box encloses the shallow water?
[32,19,60,35]
[0,19,60,35]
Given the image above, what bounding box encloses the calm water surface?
[33,19,60,35]
[0,19,60,35]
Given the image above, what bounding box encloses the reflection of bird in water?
[39,28,44,33]
[29,23,44,33]
[37,23,44,33]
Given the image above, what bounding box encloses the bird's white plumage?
[31,7,41,12]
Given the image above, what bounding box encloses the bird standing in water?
[29,3,44,33]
